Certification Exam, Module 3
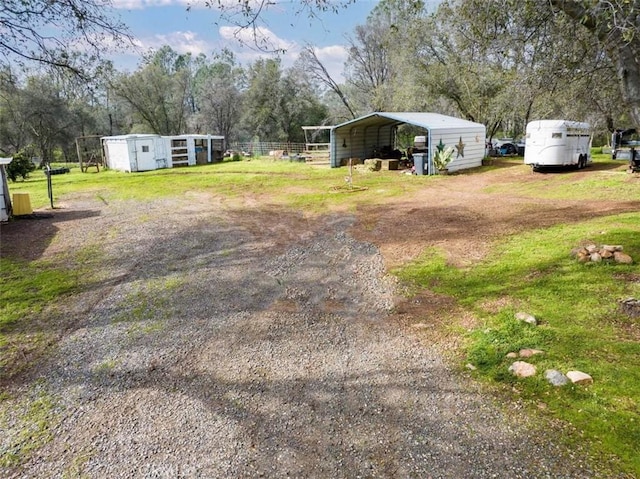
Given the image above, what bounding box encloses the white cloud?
[111,0,191,10]
[302,45,349,82]
[111,0,267,11]
[143,30,212,55]
[218,25,295,53]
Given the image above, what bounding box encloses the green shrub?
[6,151,36,182]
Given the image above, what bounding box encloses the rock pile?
[504,312,594,387]
[571,244,633,264]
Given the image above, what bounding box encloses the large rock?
[545,369,569,386]
[576,252,590,263]
[566,370,593,385]
[515,312,537,325]
[600,249,613,259]
[590,252,602,262]
[519,348,544,358]
[614,251,633,264]
[509,361,537,378]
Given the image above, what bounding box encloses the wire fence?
[228,142,308,156]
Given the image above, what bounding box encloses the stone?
[545,369,569,386]
[519,348,544,358]
[570,247,587,257]
[619,298,640,318]
[465,363,477,371]
[576,253,590,263]
[600,249,613,259]
[586,244,598,254]
[566,370,593,385]
[506,352,518,359]
[602,244,623,252]
[515,312,537,325]
[590,252,602,262]
[614,251,633,264]
[509,361,537,378]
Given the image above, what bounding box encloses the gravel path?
[2,193,608,478]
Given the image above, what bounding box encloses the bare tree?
[202,0,355,52]
[298,45,357,119]
[0,0,132,76]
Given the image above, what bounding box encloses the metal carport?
[330,112,486,173]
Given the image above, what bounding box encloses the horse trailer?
[524,120,591,171]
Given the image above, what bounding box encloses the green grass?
[483,152,640,201]
[7,159,441,211]
[0,257,81,374]
[397,213,640,475]
[0,386,60,468]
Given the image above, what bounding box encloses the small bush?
[6,152,36,182]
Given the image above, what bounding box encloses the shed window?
[552,132,562,139]
[141,145,150,152]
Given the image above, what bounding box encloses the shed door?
[134,138,156,171]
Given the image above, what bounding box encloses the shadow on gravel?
[0,208,101,261]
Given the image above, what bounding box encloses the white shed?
[1,157,13,221]
[102,134,169,172]
[102,134,226,172]
[330,112,486,173]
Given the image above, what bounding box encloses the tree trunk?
[611,38,640,126]
[550,0,640,126]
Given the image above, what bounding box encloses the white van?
[524,120,591,171]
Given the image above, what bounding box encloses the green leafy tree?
[113,47,193,135]
[193,50,246,141]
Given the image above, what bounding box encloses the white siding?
[430,127,486,172]
[104,139,134,172]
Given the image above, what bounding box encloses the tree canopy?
[1,0,639,162]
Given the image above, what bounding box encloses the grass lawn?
[2,152,639,475]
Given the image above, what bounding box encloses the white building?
[330,112,486,173]
[102,134,225,172]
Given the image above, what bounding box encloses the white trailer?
[524,120,591,170]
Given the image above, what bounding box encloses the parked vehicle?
[611,128,640,170]
[498,142,518,156]
[524,120,591,171]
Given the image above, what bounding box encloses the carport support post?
[46,164,54,208]
[428,129,434,175]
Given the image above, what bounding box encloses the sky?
[107,0,386,82]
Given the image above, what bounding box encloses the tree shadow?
[1,208,102,261]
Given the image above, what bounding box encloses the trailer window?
[141,145,150,152]
[552,132,562,139]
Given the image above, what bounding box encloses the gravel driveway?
[2,176,629,477]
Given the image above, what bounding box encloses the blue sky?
[108,0,385,81]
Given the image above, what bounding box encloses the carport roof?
[334,112,484,131]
